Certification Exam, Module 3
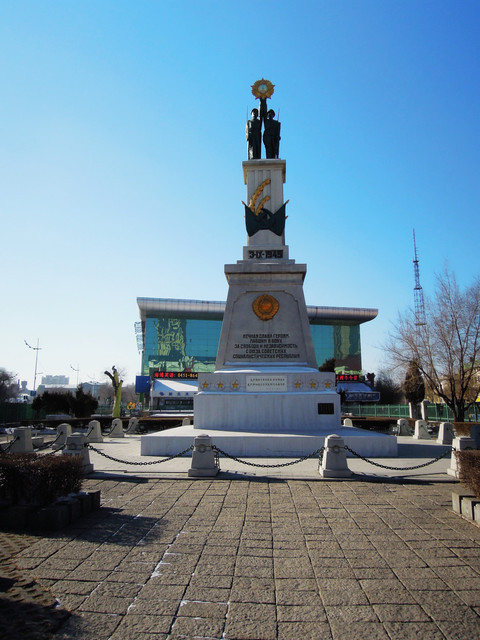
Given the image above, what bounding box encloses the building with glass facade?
[137,297,377,378]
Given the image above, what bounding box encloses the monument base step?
[141,425,397,458]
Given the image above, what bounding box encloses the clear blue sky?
[2,1,479,388]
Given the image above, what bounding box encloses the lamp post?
[24,339,41,394]
[70,364,80,388]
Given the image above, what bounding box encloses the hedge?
[456,450,480,498]
[0,453,83,506]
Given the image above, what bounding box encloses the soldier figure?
[246,108,262,159]
[263,110,281,159]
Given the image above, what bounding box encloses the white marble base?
[141,425,397,458]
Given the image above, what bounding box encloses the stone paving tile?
[224,602,277,640]
[329,620,390,640]
[277,621,333,640]
[3,477,480,639]
[382,621,446,640]
[54,612,121,639]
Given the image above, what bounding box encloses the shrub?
[0,453,83,506]
[456,450,480,498]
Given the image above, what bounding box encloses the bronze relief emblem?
[252,294,279,321]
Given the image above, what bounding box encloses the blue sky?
[1,0,479,387]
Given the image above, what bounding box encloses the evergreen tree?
[404,360,425,405]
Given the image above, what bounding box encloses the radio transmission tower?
[412,229,427,327]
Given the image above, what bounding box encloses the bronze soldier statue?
[246,108,262,159]
[263,109,281,159]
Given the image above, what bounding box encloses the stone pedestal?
[141,156,396,458]
[195,158,340,438]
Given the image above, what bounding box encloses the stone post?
[107,418,124,438]
[63,433,94,475]
[125,417,139,434]
[10,427,33,453]
[413,420,431,440]
[437,422,454,445]
[319,434,352,478]
[343,418,353,427]
[52,423,72,449]
[420,400,429,421]
[470,424,480,449]
[188,434,219,477]
[447,436,476,478]
[397,418,412,436]
[86,420,103,443]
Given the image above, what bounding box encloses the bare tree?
[385,268,480,421]
[104,366,124,418]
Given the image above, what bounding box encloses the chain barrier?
[38,444,66,457]
[343,445,453,471]
[0,436,20,454]
[33,431,64,451]
[87,443,194,466]
[212,446,325,469]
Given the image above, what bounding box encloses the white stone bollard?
[447,436,476,478]
[188,434,219,477]
[125,417,139,434]
[107,418,124,438]
[63,433,94,474]
[397,418,412,436]
[470,424,480,449]
[343,418,354,427]
[10,427,33,453]
[413,420,431,440]
[319,434,352,478]
[182,417,192,426]
[437,422,455,445]
[86,420,103,443]
[52,423,72,449]
[420,400,429,421]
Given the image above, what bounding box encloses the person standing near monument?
[246,108,261,159]
[263,109,281,159]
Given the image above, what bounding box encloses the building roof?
[137,297,377,325]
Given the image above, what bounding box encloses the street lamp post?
[24,339,41,394]
[70,364,80,388]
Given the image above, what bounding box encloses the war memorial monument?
[142,80,396,458]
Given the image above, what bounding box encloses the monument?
[142,80,396,458]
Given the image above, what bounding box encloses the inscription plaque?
[246,375,287,392]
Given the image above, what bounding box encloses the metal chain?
[87,443,194,465]
[343,445,453,470]
[33,432,64,450]
[38,445,65,457]
[212,446,325,468]
[0,436,19,454]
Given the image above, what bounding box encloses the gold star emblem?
[201,382,209,390]
[232,381,239,390]
[325,382,331,389]
[310,381,318,389]
[294,381,302,389]
[217,382,224,389]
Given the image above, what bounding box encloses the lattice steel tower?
[412,229,427,327]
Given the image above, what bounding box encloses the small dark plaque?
[318,403,334,415]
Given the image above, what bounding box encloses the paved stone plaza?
[2,474,480,639]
